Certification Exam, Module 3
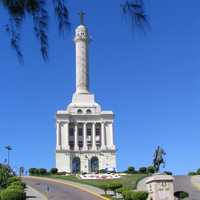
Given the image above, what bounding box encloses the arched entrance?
[72,157,80,173]
[90,157,99,173]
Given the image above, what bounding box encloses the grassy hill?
[42,173,147,190]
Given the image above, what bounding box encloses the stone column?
[101,122,106,150]
[74,123,79,150]
[83,123,87,150]
[74,24,89,94]
[109,123,115,149]
[63,122,70,150]
[92,123,97,150]
[56,122,61,150]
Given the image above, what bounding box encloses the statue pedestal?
[145,173,175,200]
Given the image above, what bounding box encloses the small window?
[69,128,74,136]
[86,109,92,114]
[78,128,83,136]
[77,109,83,114]
[87,127,92,136]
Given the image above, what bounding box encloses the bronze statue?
[153,146,166,173]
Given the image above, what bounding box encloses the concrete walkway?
[26,185,47,200]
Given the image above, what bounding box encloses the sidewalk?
[26,185,47,200]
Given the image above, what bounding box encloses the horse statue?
[153,146,166,173]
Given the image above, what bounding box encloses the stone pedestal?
[145,174,175,200]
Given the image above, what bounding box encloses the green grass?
[41,173,147,190]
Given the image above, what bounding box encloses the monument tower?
[56,13,116,173]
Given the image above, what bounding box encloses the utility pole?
[5,145,12,166]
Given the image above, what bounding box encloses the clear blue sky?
[0,0,200,175]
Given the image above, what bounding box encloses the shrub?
[29,168,38,175]
[7,185,24,191]
[120,188,148,200]
[10,181,26,189]
[197,168,200,175]
[164,171,173,176]
[99,183,109,195]
[7,177,21,186]
[121,189,133,200]
[131,191,148,200]
[139,167,147,174]
[147,166,155,174]
[188,172,197,176]
[127,166,136,174]
[38,168,47,175]
[98,169,106,174]
[0,189,26,200]
[56,171,66,175]
[50,168,58,174]
[0,164,13,189]
[108,182,123,196]
[174,191,189,199]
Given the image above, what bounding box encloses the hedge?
[7,177,21,186]
[139,167,147,174]
[120,188,148,200]
[99,183,109,195]
[108,182,123,196]
[50,168,58,174]
[188,172,197,176]
[0,189,26,200]
[29,168,39,175]
[174,191,189,199]
[29,168,47,175]
[10,181,26,189]
[7,185,24,191]
[131,191,148,200]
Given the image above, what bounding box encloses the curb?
[25,176,110,200]
[26,185,48,200]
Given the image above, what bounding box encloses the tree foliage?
[0,0,70,61]
[0,164,14,189]
[127,166,136,174]
[0,0,148,62]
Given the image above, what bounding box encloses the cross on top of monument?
[78,11,85,25]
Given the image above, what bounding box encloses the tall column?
[109,123,115,149]
[83,123,87,150]
[74,123,79,150]
[92,123,97,150]
[63,122,70,150]
[74,22,89,94]
[101,122,106,150]
[56,122,61,150]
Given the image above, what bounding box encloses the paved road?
[22,177,104,200]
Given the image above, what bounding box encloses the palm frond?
[53,0,70,33]
[121,0,149,32]
[1,0,70,61]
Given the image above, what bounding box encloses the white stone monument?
[55,13,117,173]
[146,174,175,200]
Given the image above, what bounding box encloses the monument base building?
[55,15,116,173]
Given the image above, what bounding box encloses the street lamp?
[5,145,12,166]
